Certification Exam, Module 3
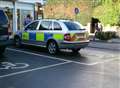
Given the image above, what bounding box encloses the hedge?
[95,31,117,40]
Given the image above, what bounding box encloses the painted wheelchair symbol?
[0,62,29,70]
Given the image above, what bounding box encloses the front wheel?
[14,37,21,47]
[47,41,59,54]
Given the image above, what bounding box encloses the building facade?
[0,0,44,33]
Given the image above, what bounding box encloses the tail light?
[64,33,71,41]
[8,23,12,35]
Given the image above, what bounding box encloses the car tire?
[72,48,80,53]
[47,41,59,54]
[14,37,22,47]
[0,46,6,55]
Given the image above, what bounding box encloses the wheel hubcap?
[15,38,20,46]
[48,42,56,54]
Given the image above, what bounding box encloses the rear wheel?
[14,37,21,47]
[47,41,59,54]
[0,46,6,55]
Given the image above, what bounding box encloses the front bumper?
[0,39,13,46]
[59,40,89,49]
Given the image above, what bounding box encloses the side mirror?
[24,28,28,32]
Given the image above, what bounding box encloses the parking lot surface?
[0,46,119,88]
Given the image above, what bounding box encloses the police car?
[14,19,89,54]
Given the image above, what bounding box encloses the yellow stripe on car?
[22,32,29,40]
[53,34,64,40]
[36,32,44,41]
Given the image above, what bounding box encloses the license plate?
[76,35,85,39]
[76,33,85,39]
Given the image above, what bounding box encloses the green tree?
[92,0,120,26]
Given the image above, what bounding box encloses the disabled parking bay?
[0,48,67,77]
[0,48,119,88]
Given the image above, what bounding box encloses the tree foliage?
[45,0,120,26]
[92,0,120,26]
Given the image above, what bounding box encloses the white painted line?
[0,62,71,78]
[0,62,29,70]
[69,61,98,66]
[7,48,70,62]
[72,69,116,77]
[90,58,119,65]
[7,48,98,66]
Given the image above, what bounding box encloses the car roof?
[38,19,77,23]
[36,19,83,27]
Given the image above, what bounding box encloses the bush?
[95,31,117,40]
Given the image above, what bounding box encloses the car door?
[37,20,53,47]
[52,21,64,41]
[22,21,39,44]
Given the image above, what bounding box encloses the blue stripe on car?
[29,32,36,41]
[44,33,53,41]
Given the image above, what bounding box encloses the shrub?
[95,31,117,40]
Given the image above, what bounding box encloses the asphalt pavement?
[88,38,120,51]
[0,46,119,88]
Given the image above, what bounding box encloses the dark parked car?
[0,9,11,55]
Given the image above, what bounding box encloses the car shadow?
[13,45,88,63]
[56,50,88,62]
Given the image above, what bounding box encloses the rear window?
[64,22,84,31]
[53,22,62,30]
[0,10,8,25]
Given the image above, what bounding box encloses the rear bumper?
[59,40,89,49]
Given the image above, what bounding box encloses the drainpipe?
[12,0,17,33]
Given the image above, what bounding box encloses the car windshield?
[64,22,84,31]
[0,10,8,25]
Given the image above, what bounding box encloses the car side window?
[53,22,62,30]
[0,10,8,25]
[39,21,52,30]
[25,21,39,31]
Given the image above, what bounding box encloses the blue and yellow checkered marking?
[29,32,36,41]
[44,33,53,41]
[36,32,44,41]
[22,32,29,40]
[21,32,64,41]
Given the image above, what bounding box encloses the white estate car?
[14,19,89,54]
